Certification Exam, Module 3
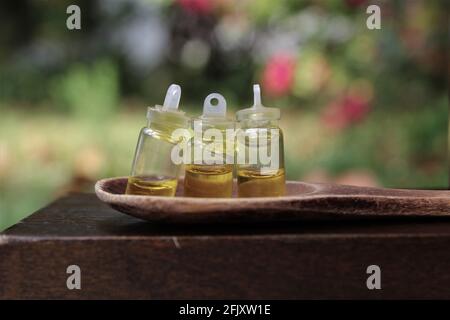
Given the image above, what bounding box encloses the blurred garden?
[0,0,448,230]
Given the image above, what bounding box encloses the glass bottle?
[125,84,189,197]
[235,84,286,197]
[183,93,235,197]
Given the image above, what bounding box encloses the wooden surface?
[1,193,450,299]
[95,177,450,223]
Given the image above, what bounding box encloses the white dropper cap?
[236,84,280,121]
[162,84,181,111]
[253,84,262,107]
[146,83,188,128]
[202,93,227,118]
[196,93,233,129]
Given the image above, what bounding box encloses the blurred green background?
[0,0,448,231]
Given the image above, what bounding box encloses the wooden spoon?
[95,177,450,223]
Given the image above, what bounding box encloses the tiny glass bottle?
[126,84,189,196]
[183,93,235,197]
[235,84,286,197]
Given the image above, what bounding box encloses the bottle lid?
[236,84,280,121]
[196,93,234,129]
[147,84,189,128]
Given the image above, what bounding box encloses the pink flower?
[322,94,371,130]
[177,0,213,15]
[262,54,296,97]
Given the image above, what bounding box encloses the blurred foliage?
[51,60,119,119]
[0,0,448,230]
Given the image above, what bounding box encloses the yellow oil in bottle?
[237,168,286,197]
[184,164,233,197]
[126,175,178,196]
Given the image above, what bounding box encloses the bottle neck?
[145,120,183,144]
[238,118,279,129]
[146,106,188,131]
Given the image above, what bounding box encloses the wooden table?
[1,193,449,299]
